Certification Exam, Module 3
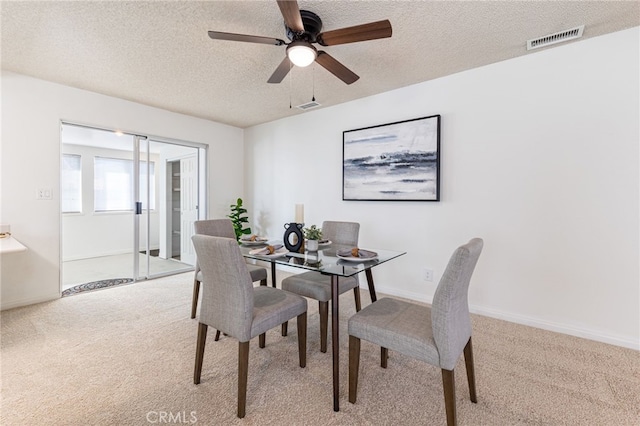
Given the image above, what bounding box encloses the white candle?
[295,204,304,224]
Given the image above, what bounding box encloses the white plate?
[249,247,288,258]
[318,240,332,247]
[241,237,269,246]
[336,253,378,262]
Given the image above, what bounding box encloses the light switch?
[36,188,53,200]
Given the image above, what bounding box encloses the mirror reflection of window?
[61,154,82,213]
[94,157,155,211]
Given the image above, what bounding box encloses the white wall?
[244,28,640,349]
[1,72,244,309]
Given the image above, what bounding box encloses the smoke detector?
[527,25,585,51]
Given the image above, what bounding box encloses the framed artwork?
[343,114,441,201]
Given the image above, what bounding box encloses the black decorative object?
[283,223,304,252]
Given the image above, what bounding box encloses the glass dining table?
[240,242,406,412]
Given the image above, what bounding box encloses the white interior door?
[180,155,198,265]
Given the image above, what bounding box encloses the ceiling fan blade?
[208,30,285,46]
[276,0,304,33]
[316,20,392,46]
[267,57,292,83]
[315,51,359,85]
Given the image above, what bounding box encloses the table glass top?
[240,242,406,277]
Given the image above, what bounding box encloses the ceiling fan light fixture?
[287,41,317,67]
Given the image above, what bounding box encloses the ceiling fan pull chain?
[312,64,316,102]
[289,60,293,109]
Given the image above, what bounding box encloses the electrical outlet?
[36,188,52,200]
[423,268,434,282]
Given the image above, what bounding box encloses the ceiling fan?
[208,0,392,85]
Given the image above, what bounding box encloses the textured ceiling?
[2,1,638,129]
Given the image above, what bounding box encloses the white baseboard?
[62,249,132,262]
[62,247,160,262]
[1,292,60,311]
[470,304,640,350]
[370,284,639,351]
[371,284,431,304]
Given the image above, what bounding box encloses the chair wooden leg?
[281,322,288,336]
[297,312,307,368]
[194,323,207,384]
[260,279,267,287]
[348,335,361,403]
[319,301,329,353]
[191,280,200,319]
[353,287,361,312]
[237,341,250,418]
[442,369,457,426]
[463,337,477,403]
[259,333,266,348]
[214,330,221,341]
[381,347,388,368]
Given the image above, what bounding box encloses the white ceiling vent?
[527,25,584,51]
[296,100,321,110]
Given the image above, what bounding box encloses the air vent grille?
[527,25,584,51]
[297,101,321,110]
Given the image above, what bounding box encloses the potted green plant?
[303,224,322,251]
[227,198,252,242]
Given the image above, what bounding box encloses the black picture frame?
[343,114,441,201]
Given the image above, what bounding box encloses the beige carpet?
[1,272,638,425]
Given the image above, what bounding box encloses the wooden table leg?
[365,269,377,302]
[271,262,277,288]
[332,275,340,412]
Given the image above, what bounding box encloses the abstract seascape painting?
[343,115,440,201]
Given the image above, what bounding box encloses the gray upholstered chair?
[192,234,307,419]
[281,221,361,352]
[191,219,268,326]
[348,238,484,426]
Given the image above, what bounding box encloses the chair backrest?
[431,238,484,370]
[194,219,236,239]
[193,219,237,273]
[191,234,254,342]
[322,221,359,246]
